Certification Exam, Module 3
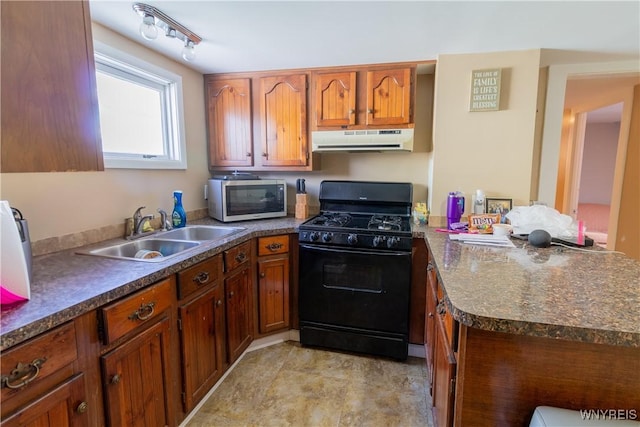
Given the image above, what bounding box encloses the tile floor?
[186,341,434,427]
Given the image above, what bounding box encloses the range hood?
[312,129,414,152]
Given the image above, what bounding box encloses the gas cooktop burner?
[368,215,402,231]
[311,213,352,228]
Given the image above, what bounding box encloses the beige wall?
[0,24,209,242]
[430,49,543,225]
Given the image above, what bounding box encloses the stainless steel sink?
[157,225,245,241]
[78,238,201,262]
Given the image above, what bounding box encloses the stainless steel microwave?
[207,178,287,222]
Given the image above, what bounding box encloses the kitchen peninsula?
[1,219,638,427]
[414,226,639,427]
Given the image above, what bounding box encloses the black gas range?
[298,180,413,360]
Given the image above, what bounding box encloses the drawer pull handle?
[76,401,89,414]
[193,271,210,285]
[1,358,46,389]
[128,301,156,321]
[235,252,246,263]
[266,242,283,251]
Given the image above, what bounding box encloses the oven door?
[298,243,411,334]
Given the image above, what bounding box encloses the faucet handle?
[134,206,146,219]
[157,209,172,231]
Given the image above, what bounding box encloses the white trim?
[538,60,640,205]
[93,40,187,170]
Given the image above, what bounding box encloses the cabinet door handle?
[110,374,121,385]
[262,152,268,158]
[266,242,283,251]
[193,271,210,285]
[260,272,265,278]
[216,299,223,307]
[436,301,446,316]
[128,301,156,321]
[228,291,234,298]
[235,252,247,263]
[348,109,355,114]
[76,401,89,414]
[1,358,46,389]
[246,152,252,157]
[367,108,374,114]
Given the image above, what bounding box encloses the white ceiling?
[89,1,640,75]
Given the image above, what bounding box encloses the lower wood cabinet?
[1,374,88,427]
[178,285,225,413]
[257,235,290,334]
[100,278,175,427]
[101,317,173,427]
[225,266,253,364]
[223,241,253,364]
[0,321,89,427]
[176,255,225,413]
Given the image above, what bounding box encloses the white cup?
[492,223,513,237]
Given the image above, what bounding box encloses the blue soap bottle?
[172,190,187,228]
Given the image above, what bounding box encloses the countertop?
[2,220,639,351]
[413,226,640,348]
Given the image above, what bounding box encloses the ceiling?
[89,1,640,75]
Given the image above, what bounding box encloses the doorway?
[555,73,639,250]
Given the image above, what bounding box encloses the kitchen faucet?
[132,206,154,236]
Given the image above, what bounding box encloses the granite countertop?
[3,220,639,352]
[412,226,640,348]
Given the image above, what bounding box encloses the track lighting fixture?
[132,3,202,62]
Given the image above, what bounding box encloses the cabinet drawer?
[258,235,289,256]
[177,255,222,300]
[100,278,172,345]
[1,322,77,409]
[224,241,251,272]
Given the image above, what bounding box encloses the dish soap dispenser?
[172,190,187,228]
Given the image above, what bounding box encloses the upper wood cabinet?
[0,1,103,173]
[314,71,357,127]
[259,74,309,167]
[312,66,414,129]
[366,68,412,126]
[205,78,253,169]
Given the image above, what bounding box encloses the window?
[94,41,187,169]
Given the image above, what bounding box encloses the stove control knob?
[347,234,358,245]
[322,232,333,242]
[373,235,386,247]
[387,236,400,248]
[309,232,320,242]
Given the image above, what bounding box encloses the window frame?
[93,41,187,170]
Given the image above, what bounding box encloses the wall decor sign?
[469,68,502,112]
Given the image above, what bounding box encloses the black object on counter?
[296,178,306,194]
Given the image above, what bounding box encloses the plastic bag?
[505,205,577,238]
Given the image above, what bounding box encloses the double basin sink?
[77,225,245,262]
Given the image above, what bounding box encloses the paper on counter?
[449,233,515,247]
[0,200,30,304]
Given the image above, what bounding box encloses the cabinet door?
[101,316,174,427]
[259,74,308,167]
[257,255,290,333]
[0,374,88,427]
[432,317,456,427]
[206,78,253,168]
[225,266,253,364]
[0,1,103,173]
[365,68,412,126]
[314,71,357,127]
[425,263,437,390]
[178,285,225,413]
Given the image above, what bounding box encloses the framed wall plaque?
[469,68,502,112]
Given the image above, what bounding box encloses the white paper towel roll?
[1,200,30,302]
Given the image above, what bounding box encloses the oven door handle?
[299,244,409,257]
